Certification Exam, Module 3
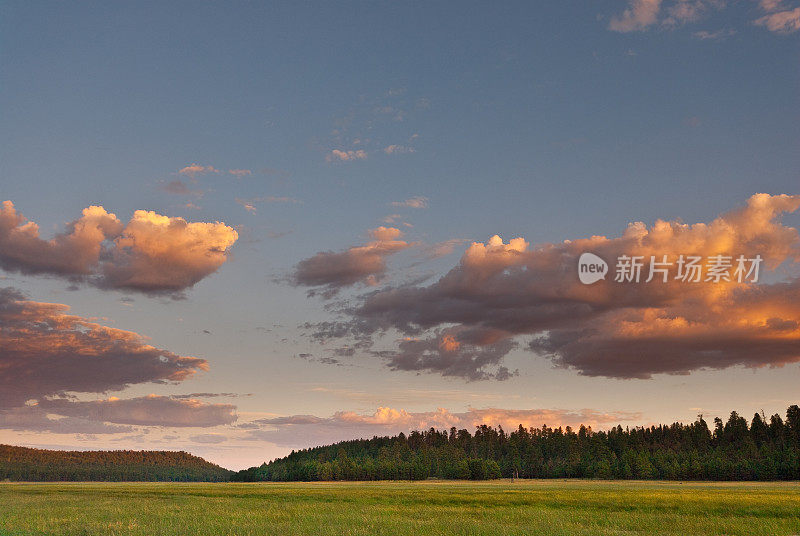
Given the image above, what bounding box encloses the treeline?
[0,445,233,482]
[233,405,800,482]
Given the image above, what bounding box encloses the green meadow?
[1,480,799,535]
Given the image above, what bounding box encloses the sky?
[0,0,799,470]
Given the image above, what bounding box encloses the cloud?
[390,196,428,209]
[228,169,252,178]
[373,331,518,381]
[608,0,663,32]
[292,227,412,296]
[662,0,721,26]
[0,201,238,296]
[692,28,736,39]
[305,194,800,380]
[383,145,415,155]
[424,238,471,259]
[759,0,784,10]
[190,433,228,444]
[37,395,236,427]
[236,196,301,214]
[0,202,124,277]
[0,287,209,407]
[0,406,135,434]
[161,180,203,197]
[326,149,367,162]
[170,392,244,399]
[754,6,800,33]
[178,164,219,178]
[246,406,641,448]
[236,198,258,214]
[607,0,726,32]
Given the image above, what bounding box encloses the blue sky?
[1,1,798,469]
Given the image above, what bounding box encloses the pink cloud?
[754,6,800,33]
[608,0,663,32]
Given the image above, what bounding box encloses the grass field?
[1,480,799,535]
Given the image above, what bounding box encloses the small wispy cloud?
[692,28,736,40]
[391,196,428,209]
[683,116,702,127]
[326,149,368,162]
[236,196,302,214]
[160,179,203,197]
[383,144,416,155]
[236,198,258,214]
[178,163,219,178]
[228,169,252,178]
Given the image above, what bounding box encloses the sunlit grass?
[1,480,799,535]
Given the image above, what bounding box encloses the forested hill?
[233,405,800,482]
[0,445,233,482]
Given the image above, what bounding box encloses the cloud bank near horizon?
[244,406,642,448]
[0,287,210,409]
[0,287,238,434]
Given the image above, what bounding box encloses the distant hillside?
[0,445,233,482]
[233,405,800,482]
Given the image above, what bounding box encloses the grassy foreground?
[1,480,799,536]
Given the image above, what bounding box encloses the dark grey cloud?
[37,396,237,428]
[292,227,412,297]
[0,406,134,434]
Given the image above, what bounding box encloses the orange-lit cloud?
[326,149,367,162]
[101,210,238,294]
[293,227,412,297]
[0,287,208,408]
[246,406,640,447]
[178,163,219,178]
[306,194,800,380]
[0,201,238,296]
